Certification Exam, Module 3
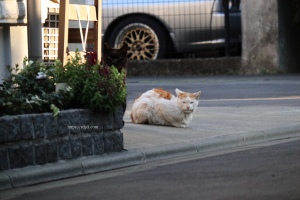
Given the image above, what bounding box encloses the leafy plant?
[50,103,60,119]
[47,60,68,83]
[0,60,73,116]
[0,50,126,116]
[65,50,127,111]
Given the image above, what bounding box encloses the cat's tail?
[130,108,149,124]
[130,112,135,123]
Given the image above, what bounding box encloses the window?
[42,6,59,64]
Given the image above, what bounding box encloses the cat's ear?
[104,43,112,50]
[193,91,201,99]
[120,43,129,51]
[175,88,183,96]
[120,43,129,56]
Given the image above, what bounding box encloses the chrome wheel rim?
[115,23,159,60]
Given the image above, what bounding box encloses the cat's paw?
[179,124,187,128]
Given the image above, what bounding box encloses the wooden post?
[95,0,102,62]
[58,0,101,65]
[58,0,70,65]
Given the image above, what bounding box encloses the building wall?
[278,1,300,73]
[0,26,28,83]
[0,0,28,83]
[241,0,279,74]
[10,26,28,69]
[0,26,9,84]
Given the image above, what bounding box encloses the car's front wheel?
[106,16,168,60]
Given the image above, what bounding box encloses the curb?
[193,125,300,153]
[1,125,300,191]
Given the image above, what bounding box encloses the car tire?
[106,16,168,60]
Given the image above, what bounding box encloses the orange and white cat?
[130,88,201,128]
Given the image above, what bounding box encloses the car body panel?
[102,0,241,53]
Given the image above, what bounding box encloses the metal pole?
[223,0,230,57]
[27,0,43,61]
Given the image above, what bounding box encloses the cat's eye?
[190,102,194,104]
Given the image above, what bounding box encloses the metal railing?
[102,0,241,59]
[42,0,241,63]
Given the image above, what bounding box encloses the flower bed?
[0,51,127,171]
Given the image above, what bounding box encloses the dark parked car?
[102,0,241,60]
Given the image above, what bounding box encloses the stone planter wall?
[0,107,124,172]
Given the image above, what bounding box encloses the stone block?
[68,110,81,134]
[104,130,124,153]
[103,111,114,130]
[89,112,103,132]
[103,131,114,153]
[0,115,21,142]
[32,114,44,139]
[19,114,34,140]
[0,118,8,144]
[44,113,58,139]
[47,142,58,163]
[79,109,91,128]
[21,145,34,167]
[78,110,96,133]
[93,134,104,155]
[114,106,125,129]
[70,137,81,158]
[58,139,72,160]
[113,130,124,152]
[82,136,93,156]
[57,111,70,136]
[35,144,47,165]
[8,148,20,169]
[0,149,8,171]
[8,145,34,169]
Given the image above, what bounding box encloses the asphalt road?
[126,75,300,107]
[3,138,300,200]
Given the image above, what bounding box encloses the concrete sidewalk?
[1,104,300,191]
[123,105,300,150]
